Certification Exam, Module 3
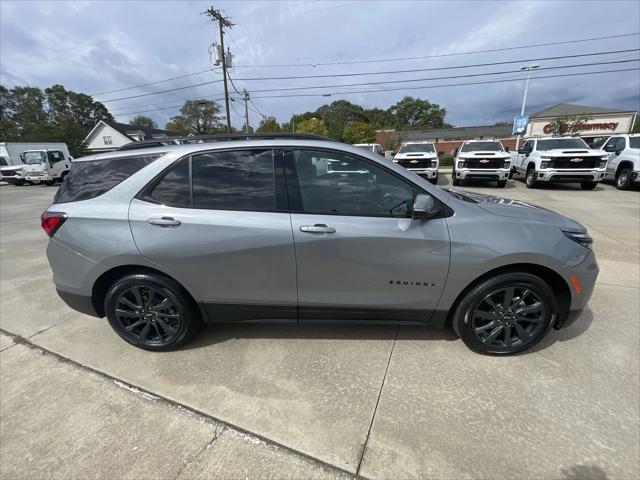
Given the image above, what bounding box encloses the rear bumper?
[56,289,100,318]
[535,168,605,183]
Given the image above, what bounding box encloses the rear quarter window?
[54,154,161,203]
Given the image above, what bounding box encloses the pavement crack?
[172,424,226,480]
[355,326,399,478]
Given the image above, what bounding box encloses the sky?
[1,0,639,131]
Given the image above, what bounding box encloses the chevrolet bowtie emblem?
[479,159,489,164]
[570,158,583,163]
[410,160,419,164]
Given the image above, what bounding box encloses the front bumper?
[25,174,53,182]
[455,168,510,180]
[556,249,599,329]
[1,176,26,185]
[408,167,438,178]
[533,168,606,183]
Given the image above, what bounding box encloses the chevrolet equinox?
[42,136,598,355]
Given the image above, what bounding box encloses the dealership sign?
[512,115,529,134]
[542,122,619,134]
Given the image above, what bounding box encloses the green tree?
[387,96,447,130]
[129,115,157,128]
[256,116,281,132]
[165,99,223,135]
[548,115,592,135]
[342,122,377,144]
[314,100,368,140]
[365,107,392,128]
[296,117,329,137]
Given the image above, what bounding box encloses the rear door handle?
[300,224,335,234]
[147,216,181,227]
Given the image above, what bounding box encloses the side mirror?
[603,144,615,152]
[413,194,441,220]
[504,146,510,152]
[517,148,525,154]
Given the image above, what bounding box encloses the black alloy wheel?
[105,273,200,350]
[454,273,556,355]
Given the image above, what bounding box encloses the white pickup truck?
[512,136,607,190]
[392,141,439,184]
[452,139,511,187]
[598,134,640,190]
[0,144,73,186]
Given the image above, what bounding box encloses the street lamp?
[514,63,540,151]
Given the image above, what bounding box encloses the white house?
[83,121,181,153]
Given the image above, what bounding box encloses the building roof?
[105,121,182,141]
[529,103,634,118]
[398,124,514,141]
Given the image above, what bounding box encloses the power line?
[113,96,228,117]
[226,59,640,94]
[231,49,639,81]
[90,33,638,98]
[233,32,640,68]
[100,78,222,103]
[248,67,639,100]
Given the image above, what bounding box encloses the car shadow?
[179,322,458,350]
[525,306,594,354]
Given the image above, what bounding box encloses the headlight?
[504,161,510,169]
[457,161,465,169]
[600,157,608,168]
[431,160,438,168]
[540,161,550,169]
[563,230,593,250]
[392,159,398,163]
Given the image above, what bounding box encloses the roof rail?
[115,132,333,151]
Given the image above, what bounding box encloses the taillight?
[41,211,67,237]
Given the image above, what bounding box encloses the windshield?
[399,144,435,153]
[24,152,46,164]
[461,142,503,152]
[537,138,589,151]
[630,137,640,149]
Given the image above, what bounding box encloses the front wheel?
[525,168,538,188]
[429,175,438,185]
[453,273,556,355]
[497,180,507,188]
[580,181,598,190]
[452,176,460,186]
[105,272,201,351]
[615,168,632,190]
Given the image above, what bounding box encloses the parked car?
[393,142,439,184]
[42,136,598,355]
[512,136,606,190]
[353,143,384,156]
[598,134,639,190]
[453,140,511,187]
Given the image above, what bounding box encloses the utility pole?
[203,6,233,134]
[514,63,540,151]
[242,89,250,133]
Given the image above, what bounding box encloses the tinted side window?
[146,159,191,207]
[615,137,626,151]
[290,150,414,217]
[192,150,276,211]
[54,155,160,204]
[47,151,65,164]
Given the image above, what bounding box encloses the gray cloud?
[1,0,638,130]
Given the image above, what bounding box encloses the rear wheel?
[615,168,632,190]
[580,181,598,190]
[525,168,538,188]
[453,273,556,355]
[105,273,201,351]
[497,180,507,188]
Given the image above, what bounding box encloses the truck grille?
[397,158,433,168]
[462,159,504,169]
[549,158,598,169]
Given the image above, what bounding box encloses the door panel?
[129,199,298,314]
[291,214,450,320]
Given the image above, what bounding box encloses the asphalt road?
[1,176,638,479]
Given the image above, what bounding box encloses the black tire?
[497,180,507,188]
[453,273,556,355]
[580,181,598,190]
[452,176,460,186]
[508,168,514,179]
[615,168,632,190]
[104,272,201,351]
[44,180,55,186]
[525,168,538,188]
[429,175,438,185]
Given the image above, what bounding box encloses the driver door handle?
[300,224,336,234]
[147,216,181,227]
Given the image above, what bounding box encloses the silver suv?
[42,135,598,355]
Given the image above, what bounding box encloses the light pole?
[514,63,540,151]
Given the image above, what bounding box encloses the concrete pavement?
[1,178,638,479]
